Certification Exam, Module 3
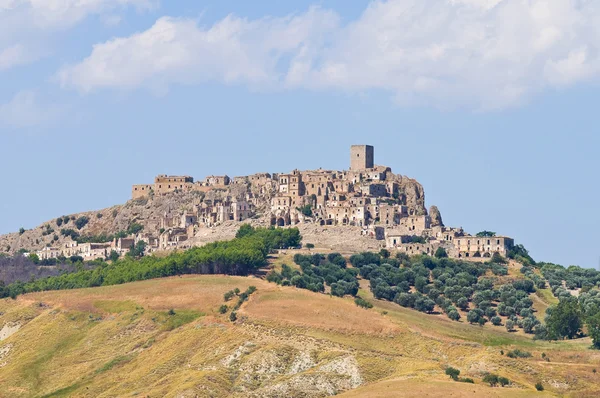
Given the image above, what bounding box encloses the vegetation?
[346,251,539,330]
[354,297,373,309]
[75,216,90,230]
[476,231,496,237]
[535,382,544,391]
[0,226,296,299]
[506,349,532,358]
[445,366,460,380]
[266,253,359,296]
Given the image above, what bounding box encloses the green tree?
[587,313,600,349]
[379,249,390,258]
[19,227,25,235]
[483,373,499,387]
[505,319,515,332]
[476,231,496,237]
[236,224,255,239]
[498,377,510,387]
[108,250,120,262]
[445,367,460,380]
[546,298,583,340]
[74,216,90,230]
[434,247,448,258]
[448,310,461,321]
[28,253,40,264]
[535,382,544,391]
[128,241,147,258]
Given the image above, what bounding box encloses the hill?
[1,254,600,397]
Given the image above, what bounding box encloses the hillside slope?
[1,274,599,397]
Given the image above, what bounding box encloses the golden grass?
[1,275,600,397]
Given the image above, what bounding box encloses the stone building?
[126,145,513,260]
[350,145,374,170]
[454,236,514,258]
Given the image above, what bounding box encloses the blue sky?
[1,0,599,268]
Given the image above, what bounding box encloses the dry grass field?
[1,272,600,397]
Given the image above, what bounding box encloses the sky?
[0,0,599,268]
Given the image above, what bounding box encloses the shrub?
[305,243,315,249]
[498,377,510,387]
[434,247,448,258]
[218,305,228,314]
[459,377,474,384]
[448,310,461,321]
[127,223,144,235]
[229,311,237,322]
[74,216,90,230]
[507,349,532,359]
[483,373,499,387]
[224,290,235,301]
[491,316,502,326]
[491,252,507,264]
[168,309,176,316]
[505,319,515,332]
[535,382,544,391]
[97,213,103,219]
[19,227,25,235]
[354,297,373,309]
[445,366,460,380]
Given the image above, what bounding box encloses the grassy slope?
[1,273,599,397]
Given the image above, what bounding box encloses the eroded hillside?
[1,272,599,398]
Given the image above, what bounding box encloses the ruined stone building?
[129,145,513,259]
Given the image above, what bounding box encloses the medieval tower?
[350,145,374,170]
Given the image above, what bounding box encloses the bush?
[434,247,448,258]
[505,319,515,332]
[127,223,144,235]
[218,305,228,314]
[445,366,460,380]
[19,227,25,235]
[305,243,315,249]
[506,349,532,359]
[448,310,461,321]
[498,377,510,387]
[229,311,237,322]
[459,377,474,384]
[491,316,502,326]
[224,290,236,301]
[483,373,499,387]
[74,216,90,230]
[535,382,544,391]
[354,297,373,309]
[491,252,507,264]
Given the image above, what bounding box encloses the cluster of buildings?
[130,145,515,259]
[35,236,142,261]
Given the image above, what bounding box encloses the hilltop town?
[0,145,514,262]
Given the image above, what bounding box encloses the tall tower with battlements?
[350,145,374,170]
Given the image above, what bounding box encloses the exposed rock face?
[390,174,427,215]
[429,205,444,227]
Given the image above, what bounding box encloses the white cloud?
[58,0,600,110]
[0,90,66,129]
[0,44,29,70]
[0,0,157,72]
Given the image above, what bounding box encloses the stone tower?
[350,145,374,170]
